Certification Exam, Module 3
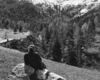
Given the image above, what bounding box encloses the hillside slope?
[0,46,100,80]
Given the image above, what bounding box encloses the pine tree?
[52,39,62,62]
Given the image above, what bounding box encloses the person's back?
[24,45,46,80]
[24,52,43,70]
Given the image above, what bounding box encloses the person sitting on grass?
[24,45,46,80]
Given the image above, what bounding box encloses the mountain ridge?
[18,0,100,17]
[20,0,100,6]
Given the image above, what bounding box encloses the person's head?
[28,44,38,54]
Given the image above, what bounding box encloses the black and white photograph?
[0,0,100,80]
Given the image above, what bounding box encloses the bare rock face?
[12,63,27,77]
[8,63,29,80]
[8,75,29,80]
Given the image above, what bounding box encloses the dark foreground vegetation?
[1,0,100,71]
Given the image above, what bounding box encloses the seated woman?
[24,45,46,80]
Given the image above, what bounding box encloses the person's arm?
[41,62,46,69]
[24,54,35,75]
[35,54,46,69]
[24,54,29,65]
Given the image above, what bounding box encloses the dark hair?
[28,45,36,54]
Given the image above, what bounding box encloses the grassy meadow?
[0,46,100,80]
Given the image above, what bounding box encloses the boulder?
[8,63,66,80]
[8,63,29,80]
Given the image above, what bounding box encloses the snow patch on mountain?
[26,0,100,6]
[18,0,100,17]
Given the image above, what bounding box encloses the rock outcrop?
[8,63,66,80]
